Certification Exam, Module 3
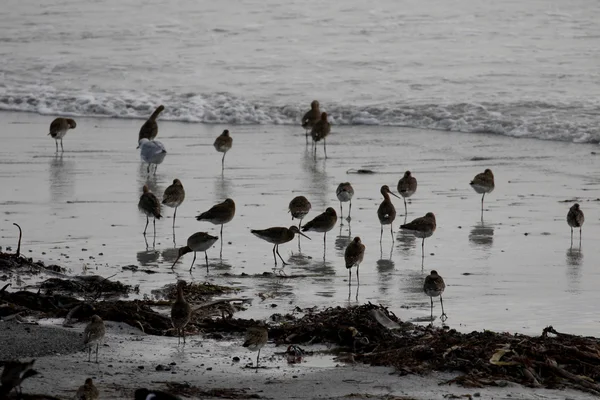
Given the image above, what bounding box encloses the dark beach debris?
[39,275,138,300]
[0,252,66,275]
[12,223,22,257]
[346,168,376,174]
[163,382,261,399]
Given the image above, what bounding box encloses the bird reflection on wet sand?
[566,246,583,290]
[49,153,74,203]
[469,220,494,248]
[137,246,160,267]
[335,223,352,252]
[377,242,394,296]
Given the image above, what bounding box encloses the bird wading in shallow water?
[138,138,167,175]
[162,179,185,229]
[171,232,219,272]
[567,203,584,246]
[251,226,310,265]
[196,198,235,259]
[423,270,447,322]
[138,185,162,237]
[377,185,402,242]
[214,129,233,170]
[288,196,312,229]
[397,171,417,216]
[400,212,436,262]
[311,112,331,158]
[302,100,321,143]
[470,169,495,215]
[302,207,337,255]
[336,182,354,222]
[344,237,365,286]
[48,117,76,152]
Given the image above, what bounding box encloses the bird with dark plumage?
[162,179,185,228]
[138,105,165,145]
[75,377,99,400]
[470,169,495,213]
[0,360,37,397]
[243,326,268,369]
[423,270,446,322]
[138,185,162,236]
[302,100,321,142]
[567,203,584,245]
[251,226,310,265]
[288,196,311,229]
[214,129,233,169]
[344,237,365,286]
[336,182,354,221]
[311,112,331,158]
[397,171,417,215]
[400,212,436,258]
[196,198,235,259]
[377,185,402,242]
[135,388,182,400]
[83,315,106,363]
[48,117,76,152]
[302,207,338,253]
[171,281,192,344]
[171,232,219,272]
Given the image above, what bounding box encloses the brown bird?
[567,203,584,246]
[302,207,338,252]
[196,198,235,258]
[138,185,162,236]
[214,129,233,169]
[345,237,365,286]
[470,169,495,213]
[251,226,310,265]
[336,182,354,221]
[162,179,185,228]
[48,117,76,152]
[301,100,321,142]
[170,281,192,344]
[75,377,99,400]
[243,326,268,369]
[138,105,165,146]
[311,112,331,158]
[377,185,402,242]
[397,171,417,216]
[400,212,437,258]
[84,315,106,363]
[288,196,312,228]
[423,270,446,322]
[171,232,219,272]
[0,360,37,397]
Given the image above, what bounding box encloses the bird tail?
[196,212,208,221]
[301,223,311,232]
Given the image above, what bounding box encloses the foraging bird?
[377,185,402,242]
[397,171,417,215]
[171,232,219,272]
[301,100,321,142]
[288,196,311,229]
[138,105,165,144]
[423,270,446,322]
[336,182,354,221]
[311,112,331,158]
[302,207,338,252]
[134,388,182,400]
[400,212,437,258]
[138,138,167,175]
[243,326,268,369]
[83,315,106,363]
[138,185,162,236]
[75,378,99,400]
[171,281,192,344]
[214,129,233,169]
[470,169,495,212]
[567,203,584,245]
[345,237,365,286]
[48,117,76,152]
[196,198,235,259]
[0,360,37,396]
[251,226,310,265]
[162,179,185,228]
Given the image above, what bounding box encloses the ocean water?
[1,0,600,142]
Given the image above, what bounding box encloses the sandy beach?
[1,110,600,398]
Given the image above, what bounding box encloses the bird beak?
[170,256,181,269]
[389,191,402,199]
[299,232,311,240]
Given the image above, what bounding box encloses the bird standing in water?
[251,226,310,265]
[48,117,77,152]
[344,237,365,286]
[171,232,219,272]
[311,112,331,158]
[162,179,185,228]
[214,129,233,170]
[567,203,584,246]
[423,270,447,322]
[288,196,311,229]
[397,171,417,216]
[377,185,402,242]
[196,198,235,259]
[470,169,495,215]
[336,182,354,222]
[138,185,162,237]
[301,100,321,143]
[302,207,338,255]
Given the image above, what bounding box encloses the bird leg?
[403,198,407,216]
[220,224,224,259]
[348,269,351,287]
[340,203,343,225]
[430,297,434,322]
[87,346,91,362]
[570,227,573,247]
[323,138,327,159]
[481,193,485,211]
[189,251,197,271]
[143,216,149,235]
[380,225,383,242]
[256,348,261,369]
[183,327,186,344]
[389,224,393,241]
[147,163,150,174]
[60,138,64,152]
[55,139,59,152]
[221,152,226,169]
[272,244,278,265]
[356,265,360,286]
[95,343,99,363]
[348,200,352,221]
[275,244,288,265]
[173,207,177,228]
[205,251,209,272]
[440,296,447,322]
[153,217,156,238]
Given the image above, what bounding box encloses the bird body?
[243,326,268,368]
[424,270,447,321]
[301,100,321,131]
[0,360,37,396]
[138,105,165,143]
[162,179,185,227]
[48,117,76,152]
[196,198,235,226]
[302,207,337,233]
[470,169,495,194]
[336,182,354,220]
[171,232,219,271]
[171,281,192,344]
[251,226,310,265]
[397,171,417,215]
[567,203,584,244]
[214,129,233,169]
[400,212,437,239]
[75,378,99,400]
[83,315,106,363]
[139,185,162,236]
[288,196,311,227]
[311,112,331,158]
[344,237,365,285]
[377,185,402,241]
[138,138,167,174]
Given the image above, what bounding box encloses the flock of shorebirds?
[1,102,585,399]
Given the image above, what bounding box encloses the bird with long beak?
[171,232,219,272]
[251,226,310,265]
[377,185,402,242]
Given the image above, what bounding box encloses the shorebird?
[171,232,219,272]
[302,207,338,251]
[138,105,165,145]
[336,182,354,221]
[470,169,495,212]
[400,212,437,258]
[311,112,331,158]
[75,378,99,400]
[251,226,310,265]
[0,360,37,396]
[243,326,268,369]
[301,100,321,142]
[424,270,446,322]
[162,179,185,228]
[48,117,76,152]
[84,315,106,363]
[196,198,235,259]
[345,237,365,286]
[567,203,584,245]
[138,185,162,236]
[171,281,192,344]
[397,171,417,215]
[377,185,402,242]
[288,196,311,229]
[138,138,167,174]
[135,388,182,400]
[214,129,233,169]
